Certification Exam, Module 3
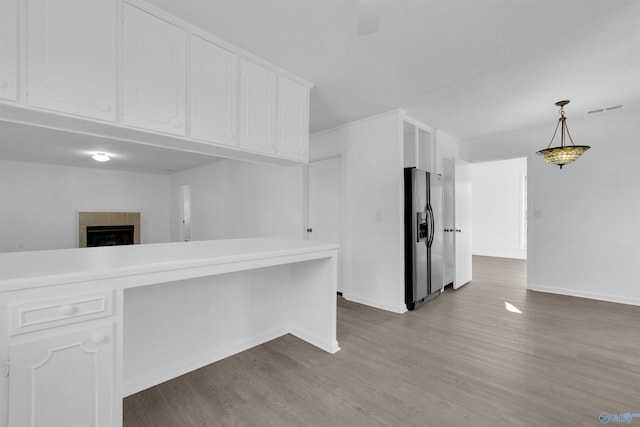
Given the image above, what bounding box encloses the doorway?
[307,156,343,293]
[443,158,472,289]
[178,183,191,242]
[470,157,527,260]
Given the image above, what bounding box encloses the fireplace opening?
[86,225,135,247]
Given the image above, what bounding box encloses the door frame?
[453,158,472,288]
[178,183,192,242]
[442,158,456,287]
[304,154,346,294]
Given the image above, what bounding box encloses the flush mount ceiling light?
[92,152,110,162]
[536,100,590,169]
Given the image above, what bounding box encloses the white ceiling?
[2,0,639,173]
[0,121,220,174]
[147,0,640,141]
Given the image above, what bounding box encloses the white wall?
[460,108,640,306]
[435,129,460,174]
[310,110,406,313]
[0,160,171,252]
[169,159,304,242]
[471,158,527,259]
[0,157,305,253]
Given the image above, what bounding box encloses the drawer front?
[10,290,113,336]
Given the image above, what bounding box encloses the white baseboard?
[123,327,288,397]
[453,280,471,290]
[528,284,640,307]
[472,250,526,260]
[342,293,408,314]
[289,327,340,354]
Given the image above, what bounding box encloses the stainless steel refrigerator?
[404,167,443,310]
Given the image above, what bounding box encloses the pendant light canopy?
[536,100,590,169]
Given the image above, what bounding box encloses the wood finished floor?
[124,256,640,426]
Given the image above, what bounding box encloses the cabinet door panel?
[239,59,276,153]
[27,0,117,121]
[0,0,18,101]
[123,4,186,135]
[277,76,309,161]
[9,323,114,427]
[190,35,237,146]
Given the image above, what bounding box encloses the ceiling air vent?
[588,105,623,114]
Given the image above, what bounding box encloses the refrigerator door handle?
[425,205,431,245]
[427,204,435,248]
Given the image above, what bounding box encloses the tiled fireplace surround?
[78,212,141,248]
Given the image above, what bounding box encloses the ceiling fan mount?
[357,0,380,36]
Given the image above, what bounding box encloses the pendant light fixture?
[536,100,590,169]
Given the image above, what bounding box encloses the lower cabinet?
[9,322,115,427]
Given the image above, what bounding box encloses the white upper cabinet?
[0,0,18,102]
[239,59,277,154]
[0,0,312,164]
[123,3,187,136]
[190,35,238,146]
[277,76,309,161]
[26,0,117,121]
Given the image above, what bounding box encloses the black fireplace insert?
[86,225,135,247]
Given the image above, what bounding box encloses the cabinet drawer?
[10,290,113,336]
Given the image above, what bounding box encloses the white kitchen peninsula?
[0,238,340,427]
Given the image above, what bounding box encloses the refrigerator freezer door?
[429,173,444,294]
[413,170,429,302]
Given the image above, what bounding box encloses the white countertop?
[0,238,339,292]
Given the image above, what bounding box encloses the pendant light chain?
[563,115,576,146]
[544,118,562,149]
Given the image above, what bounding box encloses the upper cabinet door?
[277,76,309,161]
[27,0,117,121]
[190,35,238,146]
[0,0,17,102]
[239,59,277,154]
[123,4,187,136]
